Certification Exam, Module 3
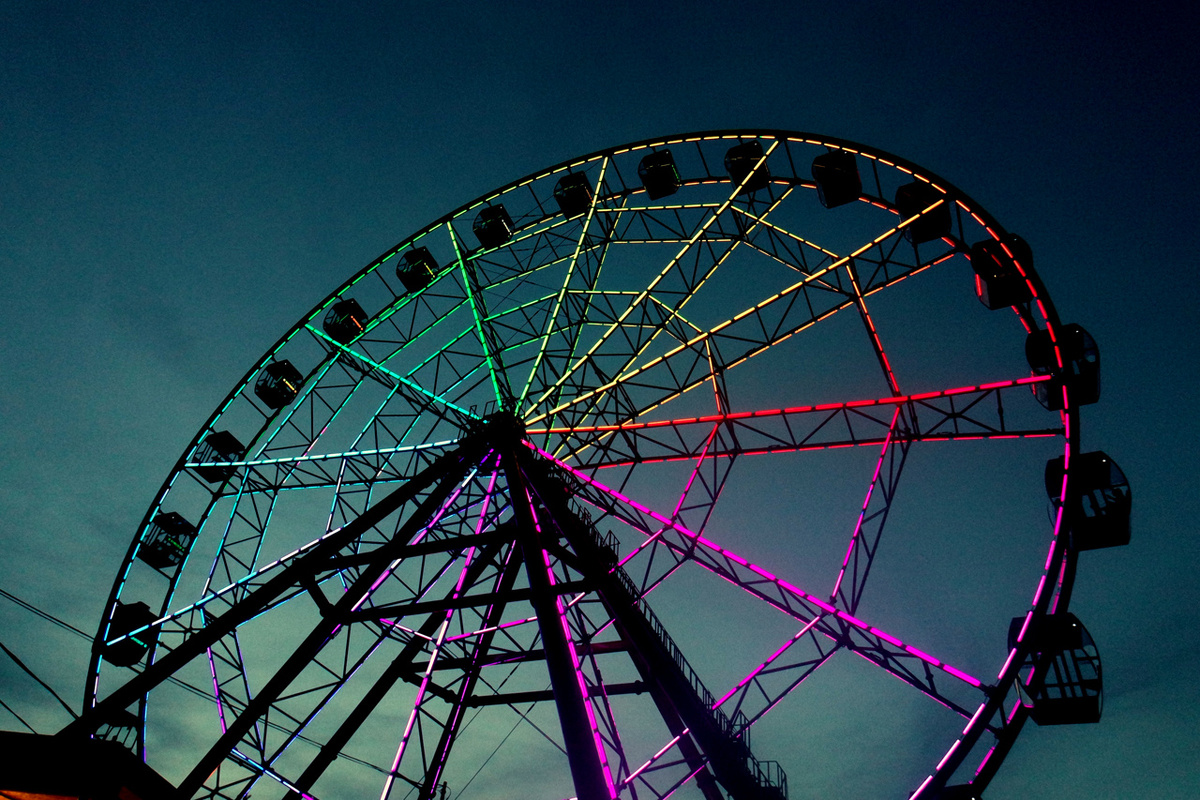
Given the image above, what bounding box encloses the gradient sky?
[2,3,1197,799]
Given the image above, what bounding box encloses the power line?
[0,585,388,776]
[0,637,78,719]
[0,587,91,639]
[0,695,37,733]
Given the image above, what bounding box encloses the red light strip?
[528,375,1052,435]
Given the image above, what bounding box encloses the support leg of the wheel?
[505,448,613,800]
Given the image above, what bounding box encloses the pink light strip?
[526,375,1051,435]
[381,499,486,800]
[380,619,450,800]
[623,731,687,785]
[671,423,719,520]
[349,457,483,618]
[830,407,900,601]
[712,617,822,709]
[533,444,983,690]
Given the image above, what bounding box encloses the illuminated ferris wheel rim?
[77,130,1126,800]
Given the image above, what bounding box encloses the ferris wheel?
[65,131,1131,800]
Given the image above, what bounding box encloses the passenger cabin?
[811,150,861,208]
[895,181,952,243]
[724,140,771,194]
[193,429,244,483]
[323,298,367,344]
[0,731,176,800]
[105,601,158,667]
[554,172,594,217]
[397,247,438,294]
[473,204,514,248]
[1009,613,1103,725]
[638,149,682,199]
[254,360,303,409]
[137,511,197,570]
[1025,323,1101,410]
[969,236,1034,309]
[1045,452,1131,550]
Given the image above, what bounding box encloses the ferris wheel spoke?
[845,257,902,396]
[526,143,787,424]
[189,438,462,496]
[533,185,796,441]
[525,216,957,434]
[448,223,514,410]
[514,158,614,408]
[829,406,911,612]
[307,324,481,421]
[532,375,1061,470]
[539,444,986,706]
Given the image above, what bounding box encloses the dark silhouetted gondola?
[1009,613,1103,725]
[473,204,514,248]
[104,601,158,667]
[725,140,771,194]
[1025,323,1100,410]
[1046,451,1131,550]
[137,511,197,570]
[396,247,438,294]
[193,429,244,483]
[638,150,682,200]
[969,236,1034,309]
[254,359,304,409]
[554,172,593,217]
[323,297,368,344]
[811,150,861,208]
[895,181,951,243]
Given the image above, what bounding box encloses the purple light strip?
[424,460,503,793]
[349,466,477,617]
[532,443,983,689]
[830,406,900,601]
[378,459,500,800]
[380,535,482,800]
[206,646,229,735]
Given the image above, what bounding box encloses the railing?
[552,467,786,798]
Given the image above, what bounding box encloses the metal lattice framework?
[71,131,1099,800]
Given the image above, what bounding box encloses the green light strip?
[304,325,479,419]
[449,224,507,408]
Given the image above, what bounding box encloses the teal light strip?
[186,438,459,470]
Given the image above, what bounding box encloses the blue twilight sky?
[1,2,1198,798]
